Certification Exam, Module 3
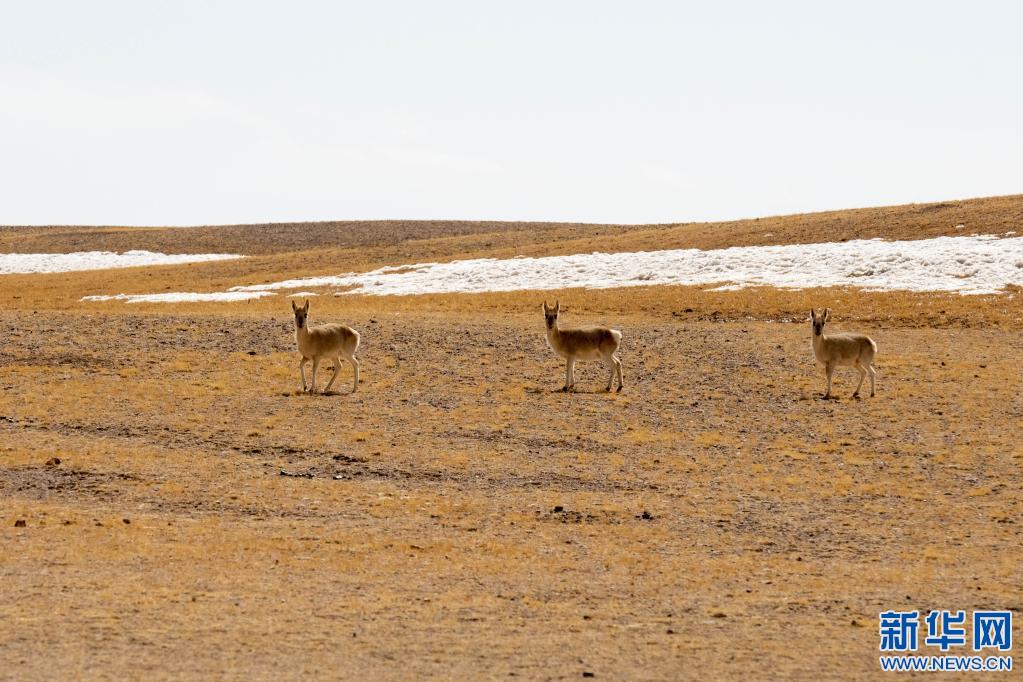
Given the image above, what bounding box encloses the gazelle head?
[810,307,831,337]
[292,299,310,330]
[542,300,560,330]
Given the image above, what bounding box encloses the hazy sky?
[2,1,1021,226]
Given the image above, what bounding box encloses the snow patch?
[227,234,1023,297]
[0,250,242,274]
[79,235,1023,302]
[82,291,273,304]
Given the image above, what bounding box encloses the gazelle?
[292,300,360,394]
[543,300,623,392]
[810,308,877,399]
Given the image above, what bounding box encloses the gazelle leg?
[824,362,834,399]
[310,358,320,394]
[615,356,624,392]
[350,356,360,393]
[562,359,572,391]
[605,357,616,392]
[324,357,341,392]
[868,364,876,397]
[299,357,309,392]
[568,358,576,389]
[853,363,866,398]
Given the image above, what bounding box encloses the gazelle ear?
[809,309,816,322]
[292,301,297,312]
[303,300,310,312]
[555,300,560,312]
[823,308,831,322]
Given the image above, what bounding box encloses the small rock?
[638,510,654,521]
[552,505,564,513]
[14,519,26,527]
[247,350,257,356]
[123,518,131,525]
[45,457,61,466]
[582,673,595,678]
[712,612,727,618]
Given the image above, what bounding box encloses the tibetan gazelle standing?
[810,308,877,399]
[292,300,361,394]
[543,300,623,392]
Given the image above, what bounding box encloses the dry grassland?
[1,196,1022,679]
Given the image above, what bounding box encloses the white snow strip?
[287,291,319,297]
[226,235,1023,296]
[82,291,273,304]
[0,250,242,275]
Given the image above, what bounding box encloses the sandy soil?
[1,198,1022,679]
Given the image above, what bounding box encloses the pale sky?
[1,1,1021,226]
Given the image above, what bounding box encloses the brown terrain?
[1,195,1021,679]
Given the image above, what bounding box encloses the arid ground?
[2,196,1022,679]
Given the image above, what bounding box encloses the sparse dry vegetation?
[1,197,1022,678]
